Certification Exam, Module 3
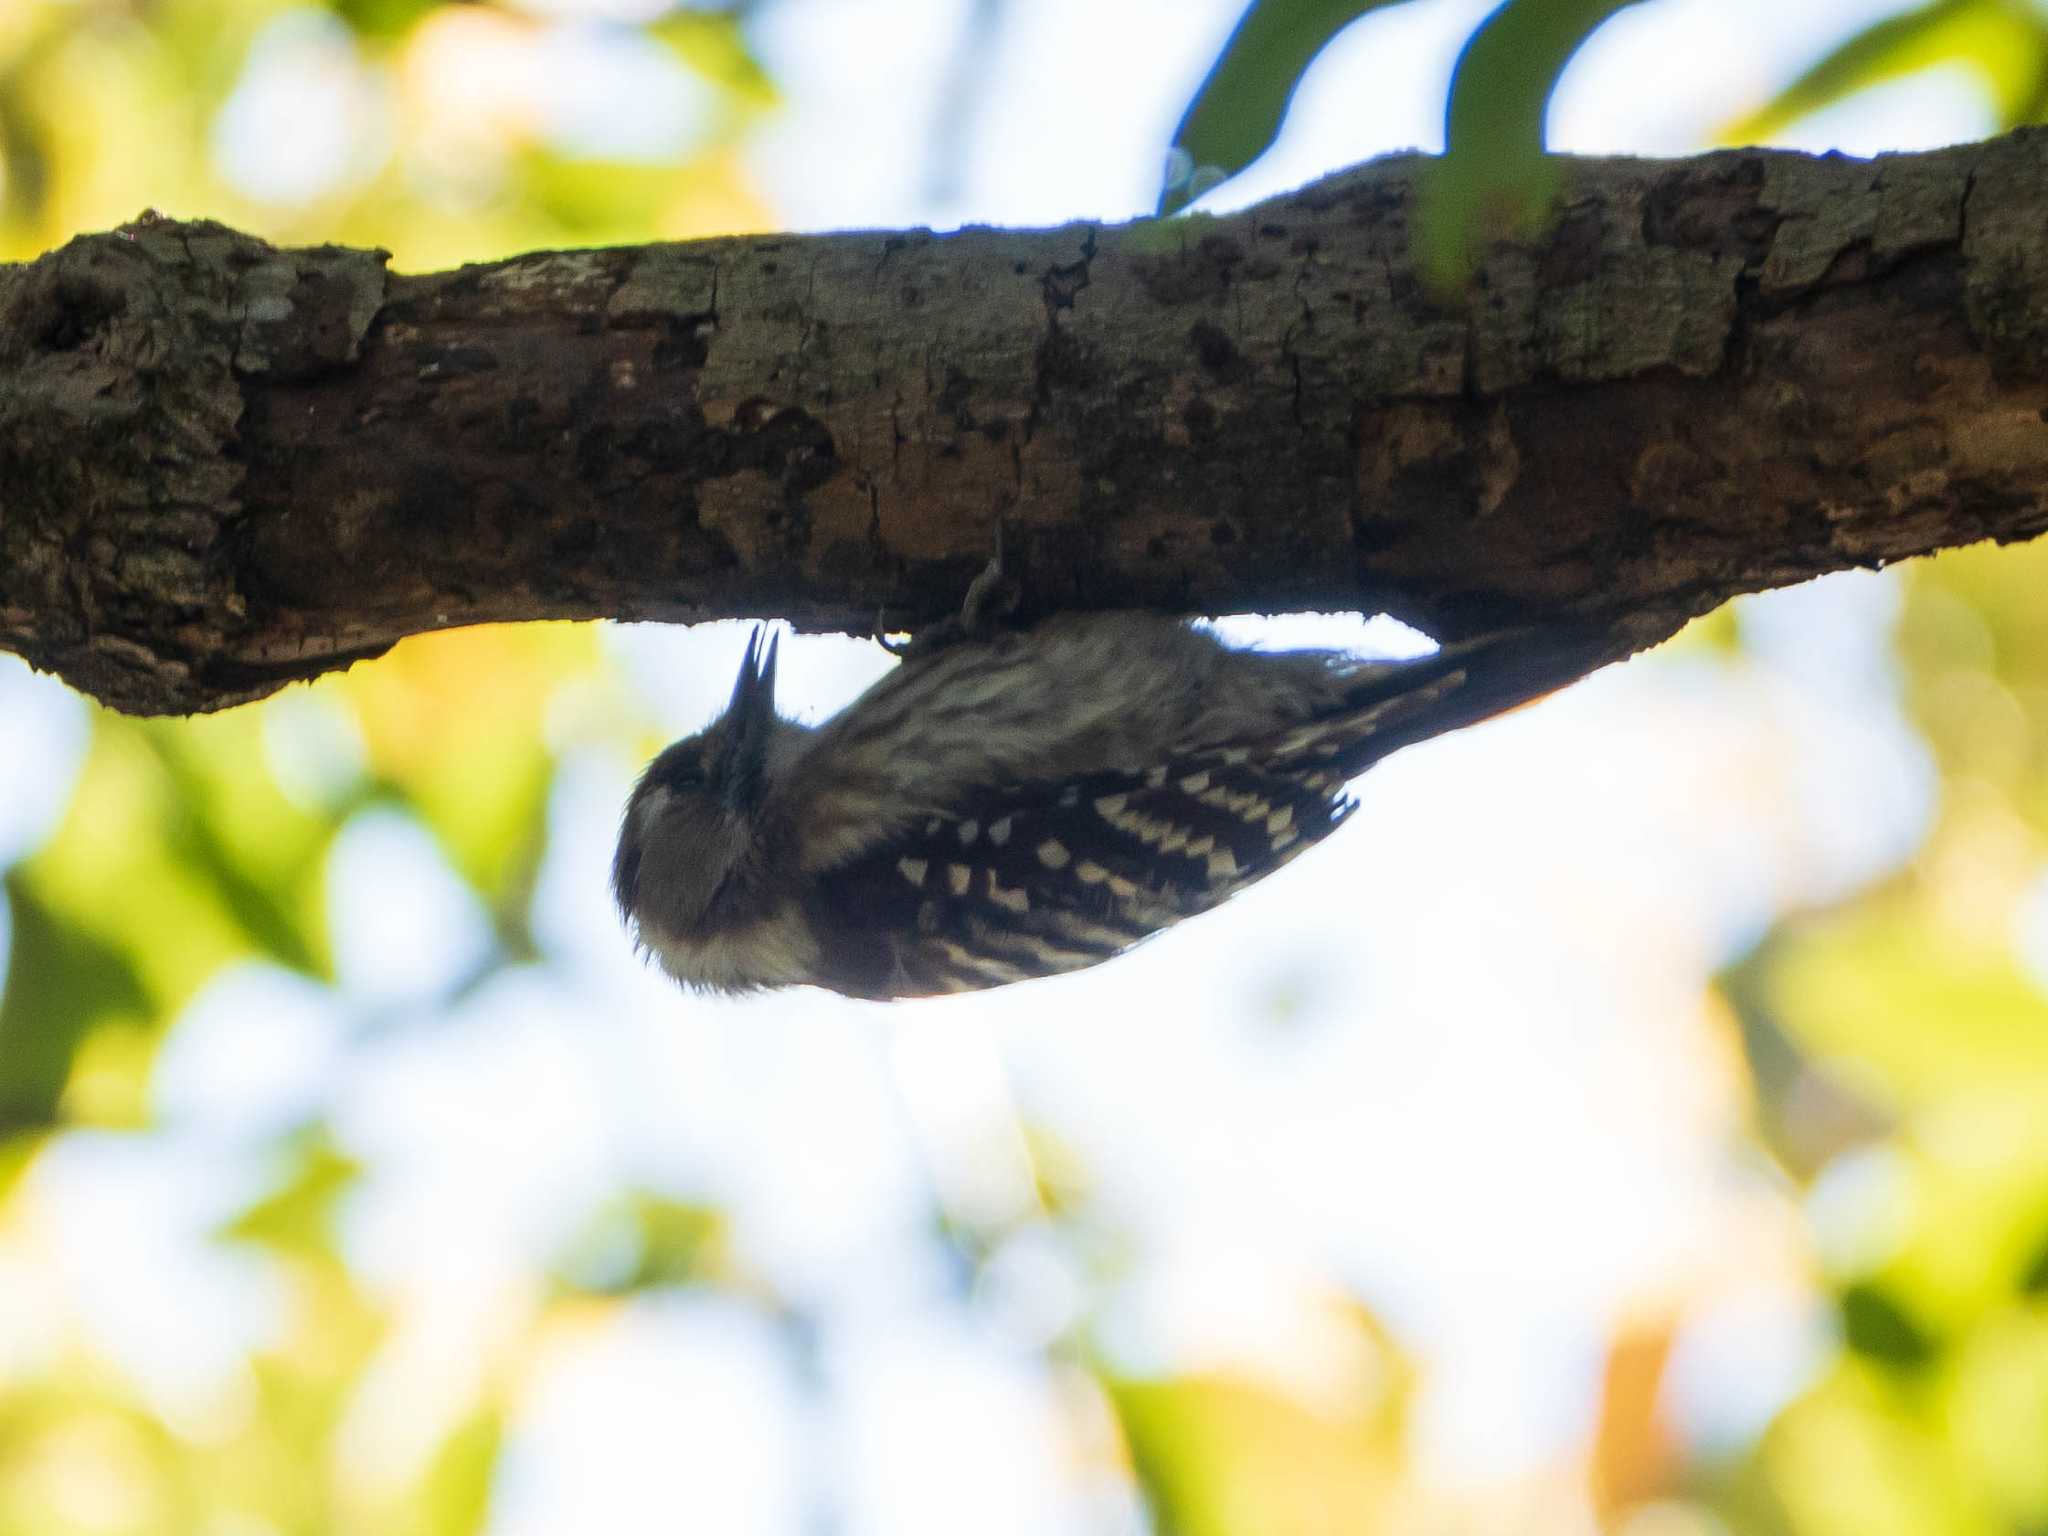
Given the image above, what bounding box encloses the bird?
[613,611,1609,999]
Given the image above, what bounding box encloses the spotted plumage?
[614,614,1611,999]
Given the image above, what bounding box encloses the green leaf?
[411,1401,504,1536]
[1718,935,1894,1182]
[324,0,440,44]
[1766,900,2048,1107]
[1670,602,1746,657]
[1762,1365,1978,1536]
[1723,0,2048,145]
[22,713,335,1029]
[1840,1281,1942,1372]
[142,727,333,980]
[651,10,779,107]
[220,1129,361,1258]
[0,58,52,230]
[0,868,151,1144]
[1896,538,2048,834]
[1159,0,1419,216]
[1108,1368,1405,1536]
[556,1190,729,1295]
[2021,1222,2048,1297]
[520,152,699,237]
[339,625,593,925]
[1420,0,1653,285]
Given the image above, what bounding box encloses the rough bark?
[6,128,2048,715]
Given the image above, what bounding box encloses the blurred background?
[5,0,2048,1531]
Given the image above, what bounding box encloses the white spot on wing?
[898,857,929,886]
[986,871,1029,913]
[937,940,1029,985]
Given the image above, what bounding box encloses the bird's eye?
[646,741,710,792]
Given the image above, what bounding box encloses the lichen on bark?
[5,130,2048,715]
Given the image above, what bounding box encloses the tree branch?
[7,129,2048,714]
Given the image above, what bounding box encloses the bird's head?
[613,628,792,944]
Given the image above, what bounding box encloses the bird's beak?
[724,627,780,803]
[728,625,779,724]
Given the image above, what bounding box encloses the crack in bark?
[5,134,2048,714]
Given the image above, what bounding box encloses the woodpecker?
[613,614,1607,999]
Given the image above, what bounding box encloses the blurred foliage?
[0,0,778,267]
[1724,0,2048,145]
[555,1190,734,1296]
[5,1,2048,1534]
[1168,0,2048,285]
[0,872,150,1151]
[0,624,601,1163]
[1162,0,1654,283]
[1683,535,2048,1536]
[1417,0,1649,283]
[1160,0,1414,215]
[1109,1337,1411,1536]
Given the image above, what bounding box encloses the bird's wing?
[800,747,1358,998]
[796,628,1613,999]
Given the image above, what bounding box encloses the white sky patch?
[1752,66,1997,157]
[745,0,981,230]
[0,655,88,870]
[328,970,616,1291]
[603,620,897,736]
[150,964,347,1143]
[1557,0,1999,156]
[2014,865,2048,997]
[1194,0,1498,214]
[888,1011,1042,1234]
[532,746,645,977]
[535,22,719,161]
[1662,1290,1836,1455]
[971,1224,1087,1356]
[262,689,369,816]
[931,0,1251,227]
[212,10,391,206]
[325,806,496,1007]
[1803,1144,1918,1276]
[19,1134,285,1428]
[493,1295,809,1536]
[823,1314,1093,1536]
[1204,609,1437,656]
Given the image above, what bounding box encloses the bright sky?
[0,1,1993,1530]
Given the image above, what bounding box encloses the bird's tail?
[1273,624,1622,777]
